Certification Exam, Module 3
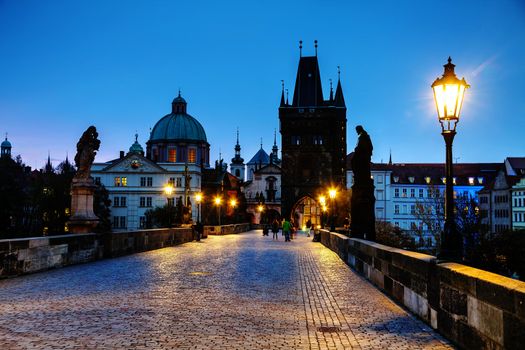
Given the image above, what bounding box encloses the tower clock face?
[130,160,141,169]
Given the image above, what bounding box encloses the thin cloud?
[470,54,499,78]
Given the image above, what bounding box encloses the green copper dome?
[149,94,207,143]
[1,137,11,148]
[128,134,144,154]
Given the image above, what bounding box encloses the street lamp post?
[195,193,203,223]
[329,188,337,232]
[214,196,222,226]
[432,57,469,261]
[164,184,174,228]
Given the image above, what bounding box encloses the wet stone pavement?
[0,231,453,349]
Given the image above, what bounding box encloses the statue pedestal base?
[350,182,376,241]
[67,178,99,233]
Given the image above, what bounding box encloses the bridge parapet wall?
[319,229,525,350]
[205,223,251,236]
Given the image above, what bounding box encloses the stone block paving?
[0,231,453,349]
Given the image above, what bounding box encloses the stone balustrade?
[319,229,525,350]
[1,223,251,278]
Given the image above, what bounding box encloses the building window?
[377,175,383,184]
[121,197,126,207]
[146,197,152,207]
[113,216,126,229]
[394,188,399,198]
[468,177,475,185]
[147,177,152,186]
[313,136,323,145]
[114,177,121,187]
[478,177,483,184]
[121,177,127,186]
[410,204,416,214]
[394,205,400,214]
[139,216,147,228]
[168,148,177,162]
[176,178,182,187]
[419,189,424,198]
[410,189,415,198]
[94,177,101,185]
[140,197,145,207]
[402,188,407,198]
[425,177,431,184]
[140,177,152,187]
[188,148,197,163]
[169,177,175,185]
[113,197,120,207]
[291,136,301,145]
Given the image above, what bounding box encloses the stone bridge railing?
[0,223,251,278]
[319,229,524,350]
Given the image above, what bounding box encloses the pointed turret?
[270,130,279,164]
[329,79,334,103]
[44,153,54,173]
[280,80,286,107]
[334,78,345,107]
[388,150,392,165]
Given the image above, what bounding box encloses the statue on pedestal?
[68,126,101,233]
[350,125,376,241]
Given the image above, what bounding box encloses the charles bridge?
[0,226,523,349]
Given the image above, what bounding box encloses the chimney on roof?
[120,151,125,159]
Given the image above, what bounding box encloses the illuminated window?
[393,176,399,183]
[468,177,475,185]
[441,177,446,184]
[291,136,301,145]
[188,148,197,163]
[453,177,457,185]
[168,148,177,162]
[425,177,431,184]
[114,177,121,187]
[402,188,407,198]
[478,177,483,184]
[408,176,415,183]
[121,177,127,186]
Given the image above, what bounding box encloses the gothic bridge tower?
[279,42,347,219]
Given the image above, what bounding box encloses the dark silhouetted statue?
[68,126,100,233]
[350,125,376,241]
[74,126,100,179]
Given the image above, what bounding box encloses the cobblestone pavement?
[0,231,453,349]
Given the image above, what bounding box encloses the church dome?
[149,94,207,143]
[1,138,11,148]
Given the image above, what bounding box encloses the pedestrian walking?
[282,218,292,242]
[272,219,280,240]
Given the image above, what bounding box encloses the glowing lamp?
[431,57,470,132]
[164,184,174,196]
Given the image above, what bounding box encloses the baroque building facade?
[91,94,209,231]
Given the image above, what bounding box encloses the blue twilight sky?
[0,0,524,170]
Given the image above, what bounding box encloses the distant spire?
[329,78,333,102]
[178,88,181,97]
[273,129,277,146]
[314,40,318,56]
[280,80,285,107]
[388,149,392,165]
[285,89,289,105]
[260,137,263,149]
[236,127,240,145]
[299,40,303,57]
[135,133,138,142]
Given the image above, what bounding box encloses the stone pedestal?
[350,181,376,241]
[67,178,99,233]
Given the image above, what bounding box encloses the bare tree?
[413,183,444,248]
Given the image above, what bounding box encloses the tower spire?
[329,78,333,102]
[299,40,303,57]
[334,66,345,107]
[388,149,392,165]
[280,80,285,107]
[314,40,318,56]
[285,89,289,105]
